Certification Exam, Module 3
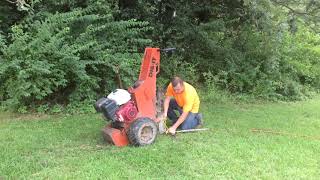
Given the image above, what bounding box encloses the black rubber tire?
[128,118,158,146]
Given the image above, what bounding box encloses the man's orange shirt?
[166,82,200,113]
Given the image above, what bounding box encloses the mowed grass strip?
[0,97,319,179]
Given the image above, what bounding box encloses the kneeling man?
[160,76,202,135]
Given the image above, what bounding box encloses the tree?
[266,0,320,33]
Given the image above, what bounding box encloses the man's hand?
[166,126,176,135]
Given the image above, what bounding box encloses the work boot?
[195,113,203,128]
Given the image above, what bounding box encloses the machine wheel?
[128,118,158,146]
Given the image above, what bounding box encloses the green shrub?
[280,27,320,90]
[0,2,151,111]
[159,55,200,85]
[206,24,320,100]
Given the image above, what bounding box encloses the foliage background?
[1,0,320,111]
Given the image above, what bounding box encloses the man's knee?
[180,113,198,130]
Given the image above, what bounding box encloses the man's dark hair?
[171,76,184,87]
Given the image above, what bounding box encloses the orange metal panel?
[102,125,129,147]
[129,48,160,120]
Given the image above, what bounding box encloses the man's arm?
[171,111,188,130]
[168,94,194,134]
[167,111,189,135]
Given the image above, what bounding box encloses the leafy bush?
[200,24,320,100]
[0,1,151,111]
[159,55,200,85]
[280,27,320,91]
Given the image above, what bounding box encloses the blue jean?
[167,99,200,130]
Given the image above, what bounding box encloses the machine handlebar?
[160,48,176,53]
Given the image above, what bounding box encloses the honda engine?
[95,89,138,123]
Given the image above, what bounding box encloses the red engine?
[116,100,138,123]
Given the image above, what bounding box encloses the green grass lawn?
[1,97,320,179]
